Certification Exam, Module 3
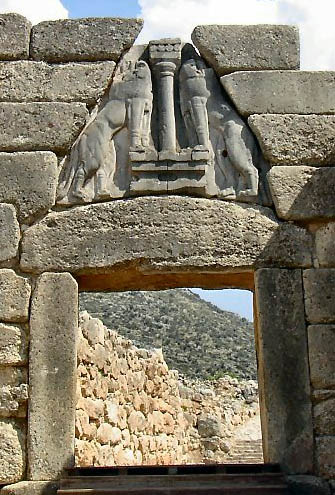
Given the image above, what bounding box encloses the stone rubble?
[75,311,260,466]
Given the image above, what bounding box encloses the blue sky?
[62,0,141,19]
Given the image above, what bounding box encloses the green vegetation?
[79,289,257,380]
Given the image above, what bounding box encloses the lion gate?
[0,12,334,495]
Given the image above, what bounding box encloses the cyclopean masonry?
[0,13,334,495]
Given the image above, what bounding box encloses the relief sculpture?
[57,39,269,206]
[179,58,260,200]
[57,60,153,204]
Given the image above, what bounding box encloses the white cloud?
[137,0,335,70]
[0,0,68,24]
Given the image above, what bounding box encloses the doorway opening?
[76,287,263,467]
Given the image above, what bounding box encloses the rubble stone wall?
[75,311,259,467]
[0,11,333,495]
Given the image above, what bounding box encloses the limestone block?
[0,368,27,388]
[316,223,335,268]
[0,152,58,223]
[316,437,335,479]
[267,167,335,221]
[0,382,28,418]
[75,439,98,467]
[0,323,28,365]
[287,475,331,495]
[1,481,58,495]
[20,198,313,276]
[0,419,26,483]
[114,447,136,465]
[0,14,31,60]
[0,204,20,262]
[128,411,146,433]
[249,115,335,166]
[75,410,96,440]
[77,398,104,420]
[31,18,143,62]
[198,415,222,437]
[254,269,313,473]
[0,270,31,322]
[221,71,335,116]
[97,424,121,445]
[308,325,335,389]
[304,270,335,324]
[314,399,335,435]
[191,25,299,76]
[28,273,78,480]
[0,61,115,104]
[0,103,88,152]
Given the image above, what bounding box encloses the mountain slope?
[79,289,257,380]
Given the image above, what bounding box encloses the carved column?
[149,39,181,154]
[154,61,177,152]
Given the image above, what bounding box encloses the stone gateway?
[0,13,334,495]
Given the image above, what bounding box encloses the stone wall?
[75,311,259,467]
[0,270,30,484]
[0,11,334,495]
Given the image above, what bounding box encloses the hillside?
[79,289,257,380]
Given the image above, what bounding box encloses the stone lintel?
[20,198,313,275]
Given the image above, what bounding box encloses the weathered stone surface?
[316,437,335,479]
[316,223,335,268]
[249,115,335,165]
[267,167,335,221]
[0,152,57,223]
[0,14,31,60]
[28,273,78,480]
[1,481,58,495]
[313,390,335,404]
[0,368,27,388]
[254,269,313,473]
[0,381,28,418]
[308,325,335,389]
[0,61,115,104]
[287,475,331,495]
[0,323,28,365]
[31,18,143,62]
[304,270,335,324]
[314,399,335,436]
[221,71,335,116]
[0,103,88,152]
[0,270,31,322]
[20,198,312,275]
[0,204,20,262]
[0,419,26,483]
[198,415,222,438]
[191,25,299,76]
